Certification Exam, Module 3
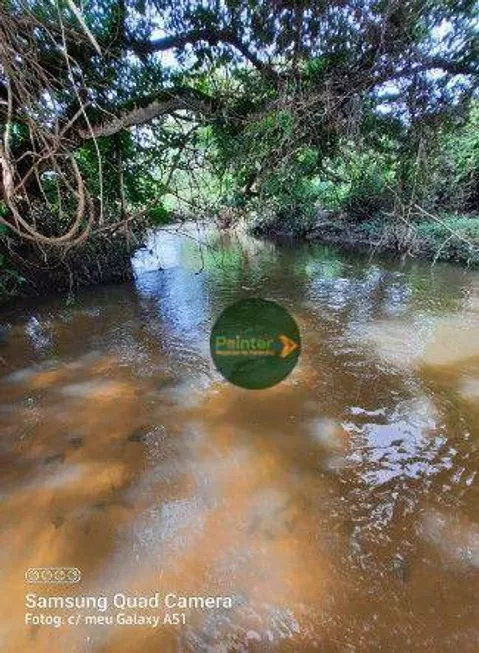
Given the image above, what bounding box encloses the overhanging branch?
[126,28,278,81]
[77,87,217,140]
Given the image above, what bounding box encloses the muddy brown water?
[0,225,478,652]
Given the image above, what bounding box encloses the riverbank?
[0,230,143,306]
[3,211,479,307]
[251,212,479,267]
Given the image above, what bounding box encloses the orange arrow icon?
[278,334,299,358]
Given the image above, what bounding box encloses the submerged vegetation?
[0,0,478,300]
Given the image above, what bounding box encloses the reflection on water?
[1,224,478,651]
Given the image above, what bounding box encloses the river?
[1,223,478,652]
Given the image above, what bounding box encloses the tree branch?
[126,28,278,81]
[76,87,217,140]
[371,57,478,88]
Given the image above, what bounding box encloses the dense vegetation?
[0,0,478,300]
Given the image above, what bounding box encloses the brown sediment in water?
[0,226,478,651]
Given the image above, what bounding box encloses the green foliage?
[147,203,172,225]
[438,103,479,210]
[411,214,479,264]
[0,250,26,302]
[338,146,397,220]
